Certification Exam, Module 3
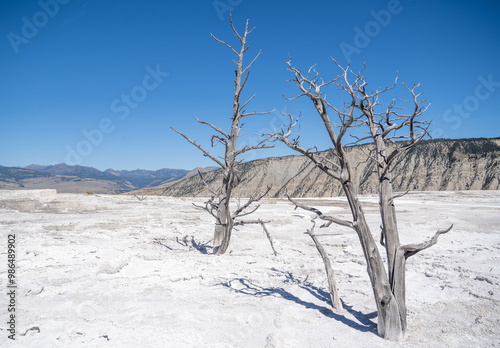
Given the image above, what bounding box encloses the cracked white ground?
[0,189,499,347]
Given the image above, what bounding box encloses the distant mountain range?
[0,163,217,194]
[1,137,499,196]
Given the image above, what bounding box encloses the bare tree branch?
[388,190,409,204]
[240,94,256,113]
[240,109,275,118]
[229,14,246,41]
[210,33,239,56]
[235,136,275,156]
[171,127,225,168]
[234,219,277,256]
[242,50,262,74]
[233,186,271,218]
[402,225,453,259]
[196,117,229,139]
[286,191,354,229]
[265,112,342,181]
[196,169,219,196]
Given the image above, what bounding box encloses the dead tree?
[172,16,273,255]
[268,58,452,340]
[286,190,343,310]
[306,218,342,310]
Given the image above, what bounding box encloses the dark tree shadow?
[222,272,377,334]
[176,235,213,254]
[191,238,212,254]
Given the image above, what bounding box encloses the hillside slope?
[104,168,189,188]
[158,138,500,197]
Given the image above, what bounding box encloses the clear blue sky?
[1,0,499,171]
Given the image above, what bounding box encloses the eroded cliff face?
[159,138,500,197]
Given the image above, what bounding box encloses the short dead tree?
[268,58,453,340]
[306,217,342,310]
[172,16,274,255]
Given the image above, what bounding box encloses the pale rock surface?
[0,189,499,347]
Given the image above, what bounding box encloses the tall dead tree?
[269,58,452,340]
[172,16,273,255]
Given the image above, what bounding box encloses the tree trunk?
[373,135,407,334]
[379,171,407,333]
[342,179,404,340]
[213,173,234,255]
[213,199,229,255]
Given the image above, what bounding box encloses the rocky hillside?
[103,168,189,188]
[157,138,500,198]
